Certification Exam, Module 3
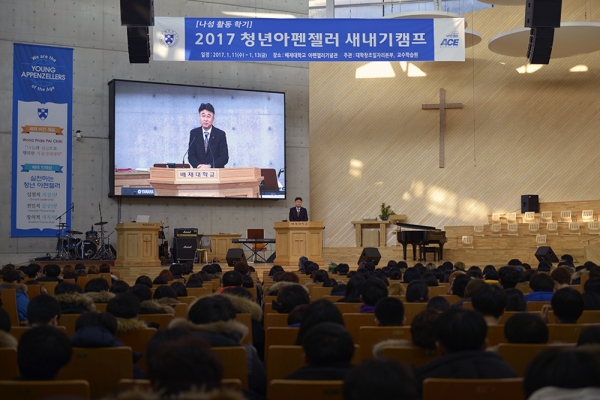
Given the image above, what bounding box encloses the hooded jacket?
[115,317,148,335]
[139,300,175,315]
[220,293,265,361]
[0,330,18,349]
[84,291,116,304]
[54,292,96,314]
[0,282,29,321]
[169,317,266,396]
[264,281,308,297]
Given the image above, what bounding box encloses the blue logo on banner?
[160,29,179,48]
[21,164,64,173]
[440,31,460,48]
[38,108,48,120]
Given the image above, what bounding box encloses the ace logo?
[440,38,460,47]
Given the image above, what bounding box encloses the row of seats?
[491,210,596,224]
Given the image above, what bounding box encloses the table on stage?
[273,221,324,265]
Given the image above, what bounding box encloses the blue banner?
[11,43,73,237]
[153,18,465,62]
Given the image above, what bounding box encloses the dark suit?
[289,207,308,221]
[188,126,229,168]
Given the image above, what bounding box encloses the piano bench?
[420,246,439,262]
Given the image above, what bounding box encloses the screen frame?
[107,79,286,201]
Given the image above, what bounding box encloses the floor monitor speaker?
[358,247,381,266]
[535,246,559,263]
[226,248,247,266]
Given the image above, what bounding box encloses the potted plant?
[379,203,394,221]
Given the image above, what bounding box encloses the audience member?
[169,263,185,280]
[18,325,72,380]
[215,271,244,294]
[0,308,17,348]
[577,326,600,346]
[1,269,29,321]
[106,292,147,334]
[504,288,526,311]
[449,274,471,298]
[220,287,265,360]
[109,280,130,294]
[427,296,450,312]
[170,281,188,297]
[272,284,310,314]
[524,273,555,302]
[359,279,388,313]
[152,285,180,308]
[38,264,62,282]
[27,294,61,326]
[582,291,600,310]
[498,266,522,289]
[504,313,548,344]
[410,309,441,350]
[135,275,153,288]
[405,280,429,303]
[338,276,366,303]
[128,284,174,314]
[550,287,584,324]
[54,282,95,314]
[551,267,573,289]
[374,297,405,326]
[471,284,506,325]
[344,359,418,400]
[83,277,115,304]
[296,299,345,345]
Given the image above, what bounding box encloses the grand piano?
[396,223,447,261]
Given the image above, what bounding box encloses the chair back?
[200,235,212,249]
[491,223,502,235]
[117,328,157,374]
[265,327,299,349]
[523,212,536,224]
[541,211,553,223]
[497,343,575,376]
[535,234,546,245]
[528,223,539,234]
[11,326,67,342]
[507,223,519,236]
[322,295,344,302]
[0,380,90,400]
[359,326,411,360]
[0,348,18,380]
[486,324,506,346]
[473,225,484,236]
[546,222,558,235]
[309,285,332,301]
[212,346,249,389]
[588,221,600,234]
[60,314,82,338]
[582,210,594,222]
[39,281,59,294]
[547,324,586,343]
[26,284,42,298]
[381,346,439,368]
[526,302,550,312]
[506,213,517,224]
[403,302,429,325]
[422,378,525,400]
[0,288,19,326]
[560,210,572,222]
[268,379,344,400]
[186,287,210,298]
[138,313,175,330]
[235,313,253,344]
[266,345,305,383]
[333,302,362,314]
[462,236,474,248]
[568,221,580,235]
[264,313,290,328]
[342,313,377,343]
[57,346,133,399]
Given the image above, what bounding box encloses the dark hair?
[2,269,21,283]
[427,296,450,312]
[577,326,600,346]
[27,295,61,325]
[109,280,130,294]
[18,326,72,380]
[403,267,420,283]
[135,275,153,288]
[128,284,153,302]
[343,359,418,400]
[84,277,110,293]
[582,292,600,310]
[410,309,440,350]
[584,278,600,296]
[361,279,388,306]
[222,271,243,287]
[551,287,584,324]
[170,282,188,297]
[153,285,178,301]
[435,308,487,353]
[0,308,12,332]
[504,313,548,344]
[221,287,253,301]
[296,299,344,345]
[335,263,350,275]
[467,266,484,279]
[188,296,235,324]
[523,348,600,398]
[388,268,402,281]
[75,311,118,336]
[106,293,141,319]
[294,196,303,202]
[269,265,284,276]
[147,331,223,395]
[551,267,572,285]
[451,274,471,297]
[529,273,555,292]
[185,278,203,288]
[26,263,42,279]
[342,276,366,302]
[498,266,522,289]
[471,284,506,319]
[302,322,354,365]
[420,272,439,287]
[44,264,61,278]
[375,297,405,326]
[406,280,429,303]
[504,288,526,311]
[54,282,83,295]
[198,102,215,114]
[168,263,183,277]
[314,270,329,283]
[273,285,310,314]
[153,276,168,285]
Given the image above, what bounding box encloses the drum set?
[54,203,116,261]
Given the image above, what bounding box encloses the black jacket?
[285,363,355,381]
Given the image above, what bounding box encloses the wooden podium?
[273,222,324,265]
[148,167,263,197]
[114,222,161,268]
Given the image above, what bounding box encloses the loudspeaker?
[521,194,540,213]
[527,28,554,65]
[172,237,197,261]
[358,247,381,266]
[524,0,562,28]
[126,27,151,63]
[226,248,247,266]
[120,0,154,26]
[535,246,559,263]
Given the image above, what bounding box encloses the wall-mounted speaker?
[358,247,381,266]
[527,28,554,65]
[172,237,197,262]
[521,194,540,213]
[120,0,154,26]
[226,248,247,266]
[126,27,150,64]
[525,0,562,28]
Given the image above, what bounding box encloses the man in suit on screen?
[188,103,229,168]
[289,197,309,221]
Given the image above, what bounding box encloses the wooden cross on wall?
[422,88,463,168]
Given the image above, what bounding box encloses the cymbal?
[94,221,108,226]
[67,230,82,235]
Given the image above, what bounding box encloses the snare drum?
[77,240,98,259]
[85,230,99,243]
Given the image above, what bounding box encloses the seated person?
[27,294,61,327]
[128,284,174,314]
[272,284,310,314]
[359,278,388,313]
[17,325,72,380]
[427,296,450,312]
[84,278,115,304]
[152,285,180,308]
[0,308,18,348]
[106,293,148,334]
[215,270,243,294]
[37,264,62,282]
[338,276,366,303]
[550,267,573,290]
[344,359,417,400]
[414,308,516,390]
[504,288,526,311]
[169,263,185,281]
[296,299,345,345]
[498,266,523,290]
[1,269,29,321]
[24,263,42,284]
[550,287,585,324]
[471,284,506,325]
[524,273,555,302]
[285,322,355,380]
[504,313,548,344]
[54,282,95,314]
[405,280,429,303]
[374,297,405,326]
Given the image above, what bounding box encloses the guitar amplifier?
[172,237,197,261]
[173,228,198,237]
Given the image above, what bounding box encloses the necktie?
[204,132,209,153]
[297,208,300,216]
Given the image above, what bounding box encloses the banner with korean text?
[153,18,465,62]
[12,43,73,237]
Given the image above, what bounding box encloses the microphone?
[72,202,74,213]
[207,137,215,168]
[277,168,284,178]
[183,136,196,166]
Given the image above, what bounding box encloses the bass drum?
[76,240,98,259]
[56,237,81,253]
[85,230,99,243]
